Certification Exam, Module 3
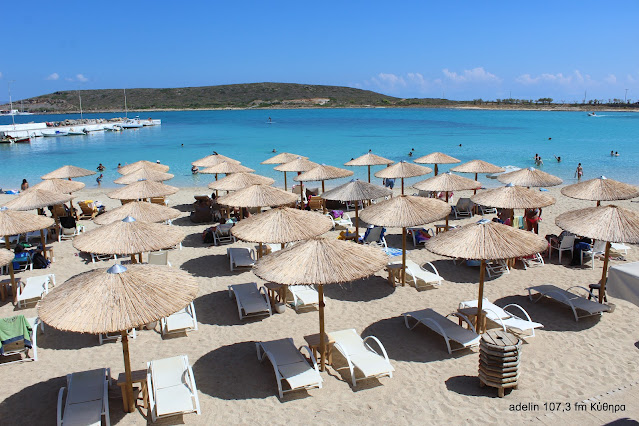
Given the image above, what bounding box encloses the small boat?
[121,118,143,129]
[13,137,30,143]
[104,125,122,131]
[42,130,69,137]
[68,128,87,136]
[588,112,597,117]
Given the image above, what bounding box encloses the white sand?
[0,185,638,424]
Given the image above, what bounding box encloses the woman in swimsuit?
[525,208,541,234]
[575,163,583,181]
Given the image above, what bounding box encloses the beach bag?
[32,252,50,269]
[203,228,215,244]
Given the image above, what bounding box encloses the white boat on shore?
[68,128,87,136]
[42,130,69,137]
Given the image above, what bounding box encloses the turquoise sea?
[1,109,638,190]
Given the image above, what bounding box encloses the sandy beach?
[0,184,637,425]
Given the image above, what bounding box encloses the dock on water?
[0,118,161,139]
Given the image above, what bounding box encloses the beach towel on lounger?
[0,315,32,355]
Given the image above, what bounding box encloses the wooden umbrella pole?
[300,182,304,209]
[215,174,218,198]
[284,172,288,191]
[4,237,16,301]
[367,165,371,183]
[318,285,326,372]
[130,254,136,264]
[402,227,407,285]
[477,260,486,333]
[321,181,327,214]
[321,180,325,194]
[138,253,143,263]
[258,242,263,259]
[39,229,47,261]
[434,163,439,176]
[474,173,478,195]
[401,178,404,195]
[355,202,359,242]
[599,241,611,303]
[445,191,450,230]
[120,331,135,413]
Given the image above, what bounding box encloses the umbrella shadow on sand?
[0,376,129,424]
[35,327,100,351]
[493,294,601,332]
[171,216,215,228]
[323,276,394,302]
[180,254,237,278]
[361,317,474,363]
[179,231,210,248]
[193,290,253,327]
[192,342,312,402]
[429,259,500,284]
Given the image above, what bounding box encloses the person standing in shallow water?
[575,163,583,181]
[21,179,29,191]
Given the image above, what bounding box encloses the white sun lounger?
[16,274,55,308]
[1,316,43,364]
[256,338,323,398]
[459,298,543,338]
[527,284,611,321]
[227,247,256,271]
[330,329,394,387]
[288,285,319,311]
[403,259,443,289]
[147,355,200,422]
[160,302,198,336]
[403,308,481,354]
[57,368,111,426]
[326,212,353,230]
[228,282,272,320]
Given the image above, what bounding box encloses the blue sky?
[1,0,638,102]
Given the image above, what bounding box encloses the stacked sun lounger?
[479,331,522,398]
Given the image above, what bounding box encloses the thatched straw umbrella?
[556,205,639,302]
[232,207,333,257]
[113,168,174,185]
[344,152,393,183]
[253,238,387,371]
[413,172,481,229]
[107,180,179,201]
[360,196,450,284]
[374,161,432,195]
[497,167,563,187]
[561,176,639,206]
[31,178,85,194]
[451,160,505,194]
[0,248,13,268]
[38,264,198,412]
[322,180,392,238]
[118,161,170,175]
[3,189,73,261]
[294,164,354,209]
[274,157,318,192]
[73,216,185,263]
[192,153,241,168]
[41,165,96,180]
[0,208,54,296]
[261,152,307,165]
[414,152,461,176]
[425,219,547,330]
[217,185,297,219]
[94,202,181,225]
[201,161,254,175]
[208,173,274,192]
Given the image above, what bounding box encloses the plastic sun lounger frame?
[459,298,543,338]
[99,328,136,345]
[527,284,611,322]
[160,302,198,336]
[214,224,236,246]
[227,247,256,271]
[520,253,545,270]
[57,368,111,426]
[256,338,323,398]
[16,274,55,308]
[1,316,43,365]
[330,328,394,387]
[148,250,171,267]
[228,282,272,320]
[326,212,353,230]
[485,259,509,278]
[288,285,319,311]
[403,308,481,354]
[147,355,200,422]
[403,259,443,290]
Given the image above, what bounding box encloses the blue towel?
[383,247,403,257]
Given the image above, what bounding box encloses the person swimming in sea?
[97,163,105,171]
[272,149,276,153]
[575,163,583,181]
[408,151,413,157]
[96,174,103,186]
[535,156,544,166]
[611,150,614,156]
[554,155,561,162]
[615,151,619,156]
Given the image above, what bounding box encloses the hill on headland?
[13,83,455,112]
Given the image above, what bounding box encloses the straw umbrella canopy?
[208,173,274,192]
[0,208,54,294]
[73,216,185,263]
[556,205,639,302]
[38,264,198,413]
[294,164,354,208]
[117,161,170,175]
[274,157,319,191]
[192,153,241,168]
[31,178,85,194]
[113,168,174,185]
[41,165,96,180]
[360,195,450,285]
[425,219,548,330]
[451,160,505,194]
[217,185,297,209]
[200,162,254,175]
[3,189,73,261]
[413,172,482,229]
[497,167,563,187]
[561,176,639,206]
[414,152,461,176]
[322,180,392,239]
[107,180,179,201]
[471,184,556,210]
[0,248,14,268]
[253,238,388,371]
[261,152,307,165]
[344,152,393,183]
[94,202,181,225]
[374,161,432,195]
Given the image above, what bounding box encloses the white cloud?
[604,74,617,84]
[76,74,88,82]
[442,67,500,83]
[515,70,598,86]
[46,72,59,81]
